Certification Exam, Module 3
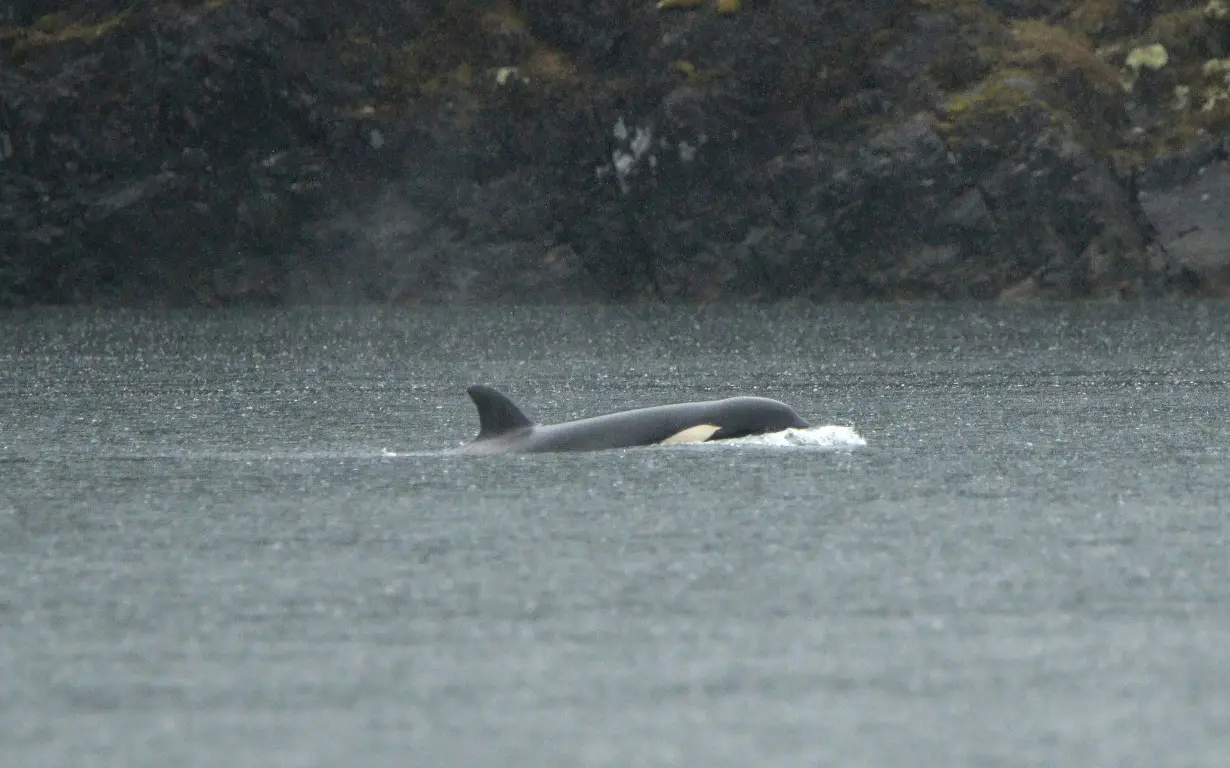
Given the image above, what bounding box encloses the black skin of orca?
[458,384,811,454]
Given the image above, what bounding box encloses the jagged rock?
[1135,137,1222,190]
[1138,157,1230,296]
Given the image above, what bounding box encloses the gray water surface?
[2,303,1228,767]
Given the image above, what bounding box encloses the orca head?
[710,396,810,441]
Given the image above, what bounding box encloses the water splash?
[707,425,867,450]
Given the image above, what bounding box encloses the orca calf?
[458,384,811,454]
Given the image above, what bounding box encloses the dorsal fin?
[467,385,534,440]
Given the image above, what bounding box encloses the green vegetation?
[1006,19,1122,95]
[917,1,1230,161]
[6,9,132,57]
[658,0,741,14]
[937,68,1057,146]
[5,0,1227,173]
[335,0,588,124]
[2,2,232,61]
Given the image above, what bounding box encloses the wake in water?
[677,425,867,450]
[41,430,866,462]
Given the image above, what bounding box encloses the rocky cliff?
[2,0,1228,306]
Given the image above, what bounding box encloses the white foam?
[704,425,867,450]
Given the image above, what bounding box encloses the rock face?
[2,0,1229,306]
[1137,150,1230,296]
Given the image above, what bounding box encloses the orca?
[457,384,811,454]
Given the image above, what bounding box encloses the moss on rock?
[938,68,1055,144]
[337,0,588,123]
[1007,19,1123,94]
[5,8,131,58]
